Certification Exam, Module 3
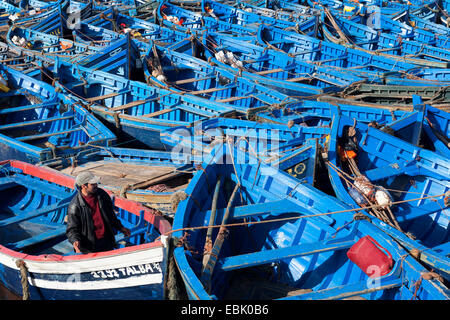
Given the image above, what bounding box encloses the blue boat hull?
[0,261,164,300]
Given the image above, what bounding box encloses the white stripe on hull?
[0,245,164,275]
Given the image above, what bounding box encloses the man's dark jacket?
[66,188,124,252]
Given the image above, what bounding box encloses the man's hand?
[121,227,131,237]
[73,241,81,253]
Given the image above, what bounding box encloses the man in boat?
[66,171,131,253]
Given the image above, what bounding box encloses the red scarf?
[82,193,106,240]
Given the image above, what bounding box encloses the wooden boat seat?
[0,189,75,227]
[217,235,357,272]
[217,13,236,21]
[141,107,177,118]
[16,127,82,142]
[0,201,70,227]
[288,48,319,57]
[243,56,271,65]
[313,55,347,65]
[0,101,58,115]
[115,210,152,245]
[394,192,447,222]
[204,199,312,222]
[7,225,67,251]
[115,225,148,245]
[230,175,336,226]
[0,115,75,131]
[0,177,17,192]
[172,76,215,85]
[354,39,380,46]
[110,99,149,112]
[181,20,202,27]
[187,84,237,95]
[2,174,72,198]
[363,159,447,182]
[268,40,295,46]
[216,95,251,103]
[281,276,403,300]
[177,104,220,117]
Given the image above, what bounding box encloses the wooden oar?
[201,175,223,270]
[200,182,240,294]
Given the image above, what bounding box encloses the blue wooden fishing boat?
[161,116,329,151]
[188,31,361,95]
[76,7,192,48]
[253,92,449,159]
[143,43,301,108]
[0,159,171,300]
[256,24,445,79]
[321,9,450,66]
[307,0,434,14]
[327,113,450,281]
[171,144,449,299]
[0,64,116,164]
[255,94,449,155]
[49,59,239,150]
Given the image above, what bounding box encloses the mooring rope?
[15,260,30,300]
[155,191,447,241]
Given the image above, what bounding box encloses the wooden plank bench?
[0,177,17,192]
[283,277,403,300]
[0,102,58,115]
[17,128,83,142]
[0,202,69,228]
[0,192,74,227]
[217,237,357,272]
[7,225,67,251]
[5,174,72,199]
